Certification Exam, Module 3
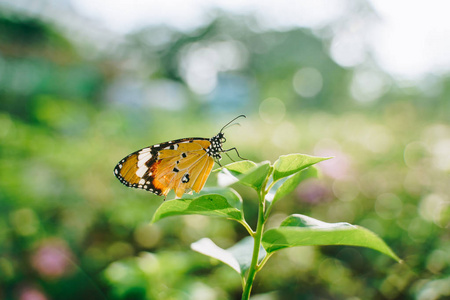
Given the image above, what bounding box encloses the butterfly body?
[114,117,244,198]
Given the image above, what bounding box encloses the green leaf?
[273,154,331,182]
[218,161,272,191]
[215,160,258,174]
[266,167,318,206]
[191,237,266,276]
[238,161,271,190]
[262,214,401,262]
[152,188,243,223]
[280,214,351,228]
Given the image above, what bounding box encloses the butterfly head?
[208,115,246,161]
[217,132,226,143]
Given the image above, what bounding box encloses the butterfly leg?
[225,152,235,162]
[223,147,247,160]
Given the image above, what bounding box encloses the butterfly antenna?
[219,115,246,133]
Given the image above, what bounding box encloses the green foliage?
[262,214,400,261]
[152,155,399,299]
[268,167,318,206]
[152,188,244,223]
[191,237,266,277]
[217,161,272,190]
[272,154,331,181]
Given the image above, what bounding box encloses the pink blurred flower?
[30,238,76,279]
[316,149,353,179]
[18,286,48,300]
[296,178,331,204]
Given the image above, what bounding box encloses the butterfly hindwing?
[150,139,215,197]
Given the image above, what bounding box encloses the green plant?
[152,154,401,300]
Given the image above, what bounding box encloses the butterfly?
[114,115,246,198]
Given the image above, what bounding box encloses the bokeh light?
[259,97,286,124]
[293,67,323,98]
[30,239,76,279]
[350,69,390,103]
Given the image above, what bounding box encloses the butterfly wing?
[114,138,215,197]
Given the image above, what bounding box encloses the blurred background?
[0,0,449,299]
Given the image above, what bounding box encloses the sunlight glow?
[70,0,450,80]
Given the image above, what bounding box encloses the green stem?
[238,219,255,237]
[256,252,273,271]
[263,179,279,220]
[241,189,266,300]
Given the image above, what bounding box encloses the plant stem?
[263,179,278,219]
[256,252,273,271]
[241,190,266,300]
[238,219,256,237]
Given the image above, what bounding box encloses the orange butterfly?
[114,115,246,198]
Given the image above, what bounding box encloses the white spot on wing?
[164,144,179,150]
[138,153,151,166]
[139,179,145,185]
[139,148,151,154]
[136,166,148,177]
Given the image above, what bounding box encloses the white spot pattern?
[136,166,148,177]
